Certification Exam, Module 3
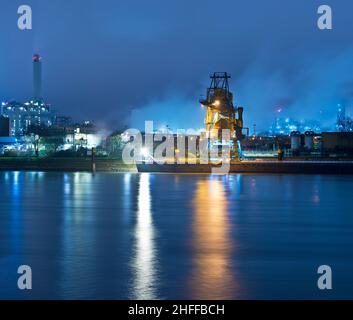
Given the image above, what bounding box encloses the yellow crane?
[200,72,245,160]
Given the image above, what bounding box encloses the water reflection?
[190,178,236,299]
[9,172,22,257]
[122,173,132,223]
[1,172,353,299]
[61,172,97,298]
[131,173,158,299]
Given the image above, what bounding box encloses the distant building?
[336,103,353,132]
[64,121,97,135]
[322,132,353,154]
[55,116,72,127]
[1,100,53,136]
[269,116,321,136]
[0,116,10,136]
[0,54,54,136]
[290,131,321,154]
[60,121,102,150]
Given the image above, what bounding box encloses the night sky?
[1,0,353,132]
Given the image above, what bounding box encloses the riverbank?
[137,160,353,174]
[2,158,353,174]
[0,158,136,172]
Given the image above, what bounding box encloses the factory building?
[290,130,353,156]
[55,116,72,127]
[1,100,53,136]
[322,132,353,154]
[0,54,54,136]
[336,103,353,132]
[0,116,10,137]
[290,131,321,155]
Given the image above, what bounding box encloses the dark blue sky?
[1,0,352,131]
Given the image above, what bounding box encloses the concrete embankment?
[2,158,353,174]
[137,160,353,174]
[0,158,136,172]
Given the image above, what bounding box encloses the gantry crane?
[199,72,244,160]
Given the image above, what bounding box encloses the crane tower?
[200,72,244,160]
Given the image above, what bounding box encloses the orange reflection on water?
[190,178,237,299]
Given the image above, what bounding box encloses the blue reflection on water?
[0,172,353,299]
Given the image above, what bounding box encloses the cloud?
[1,0,353,133]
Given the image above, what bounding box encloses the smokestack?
[33,54,42,100]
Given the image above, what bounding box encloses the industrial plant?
[0,54,102,156]
[1,55,53,136]
[1,55,353,169]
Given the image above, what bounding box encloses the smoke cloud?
[1,0,353,132]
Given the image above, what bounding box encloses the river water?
[0,171,352,299]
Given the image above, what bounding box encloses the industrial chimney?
[33,54,42,100]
